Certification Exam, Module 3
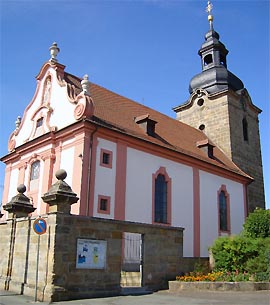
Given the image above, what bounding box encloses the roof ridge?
[64,70,185,126]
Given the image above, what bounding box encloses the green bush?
[211,235,258,272]
[210,209,270,281]
[245,238,270,281]
[243,208,270,238]
[210,236,270,277]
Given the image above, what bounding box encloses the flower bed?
[176,270,251,282]
[171,271,270,292]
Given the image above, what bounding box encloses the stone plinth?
[169,281,270,292]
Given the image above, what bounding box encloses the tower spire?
[206,0,214,30]
[188,1,244,95]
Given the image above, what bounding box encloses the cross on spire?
[206,1,214,30]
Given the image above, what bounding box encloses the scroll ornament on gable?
[74,74,94,120]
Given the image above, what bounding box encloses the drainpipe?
[85,126,98,216]
[5,214,17,291]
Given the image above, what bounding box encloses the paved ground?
[1,289,270,305]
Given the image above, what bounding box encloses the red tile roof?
[64,72,251,180]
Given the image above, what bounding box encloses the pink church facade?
[1,44,251,257]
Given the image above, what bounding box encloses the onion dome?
[189,1,244,94]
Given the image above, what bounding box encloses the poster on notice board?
[76,238,107,269]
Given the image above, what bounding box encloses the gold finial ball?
[208,14,213,22]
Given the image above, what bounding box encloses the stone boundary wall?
[169,281,270,292]
[178,257,209,275]
[50,214,184,301]
[0,215,56,301]
[0,213,184,302]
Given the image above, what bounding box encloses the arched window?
[219,191,227,231]
[34,117,44,137]
[154,174,167,223]
[153,167,171,225]
[30,160,40,190]
[218,186,230,233]
[242,118,248,141]
[36,117,44,128]
[220,55,227,67]
[204,54,213,66]
[30,160,40,180]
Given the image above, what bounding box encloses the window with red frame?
[100,149,112,168]
[154,174,168,224]
[30,160,40,191]
[98,195,111,214]
[219,191,228,231]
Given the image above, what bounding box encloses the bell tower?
[173,1,265,212]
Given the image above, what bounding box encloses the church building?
[1,2,265,258]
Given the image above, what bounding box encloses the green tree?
[243,208,270,238]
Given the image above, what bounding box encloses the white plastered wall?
[15,67,77,147]
[60,146,75,186]
[126,148,194,257]
[35,161,44,215]
[49,77,76,129]
[199,170,245,257]
[93,138,117,219]
[8,168,19,201]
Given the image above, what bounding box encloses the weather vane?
[206,0,214,30]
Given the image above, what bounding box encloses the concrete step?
[121,287,152,296]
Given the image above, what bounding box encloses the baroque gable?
[8,45,94,152]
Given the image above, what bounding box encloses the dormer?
[134,114,157,137]
[196,138,215,159]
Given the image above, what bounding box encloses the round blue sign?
[33,217,47,235]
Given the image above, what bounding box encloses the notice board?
[76,238,107,269]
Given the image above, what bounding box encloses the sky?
[0,0,269,209]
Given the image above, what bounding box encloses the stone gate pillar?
[41,169,79,302]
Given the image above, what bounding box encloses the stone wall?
[175,92,232,159]
[51,215,184,301]
[0,215,55,301]
[175,89,265,211]
[0,213,184,302]
[178,257,209,275]
[227,94,265,211]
